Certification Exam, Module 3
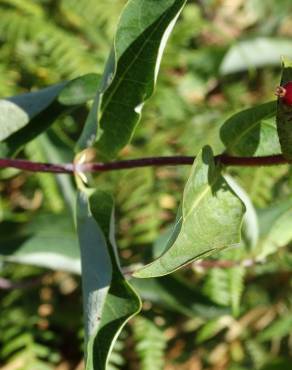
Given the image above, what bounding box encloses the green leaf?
[0,73,100,157]
[58,74,101,106]
[220,101,280,156]
[256,198,292,259]
[0,214,80,273]
[202,268,230,307]
[133,146,245,278]
[220,38,292,75]
[225,175,259,249]
[77,0,187,157]
[76,190,141,370]
[276,58,292,160]
[133,316,167,370]
[0,83,65,142]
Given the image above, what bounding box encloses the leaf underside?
[134,146,245,278]
[0,73,100,157]
[77,190,141,370]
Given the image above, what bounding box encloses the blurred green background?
[1,0,292,369]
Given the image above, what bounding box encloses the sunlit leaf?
[256,198,292,259]
[0,74,100,157]
[77,0,187,157]
[0,214,80,273]
[220,38,292,75]
[220,101,280,156]
[77,190,141,370]
[134,146,245,278]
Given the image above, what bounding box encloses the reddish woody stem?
[0,154,288,174]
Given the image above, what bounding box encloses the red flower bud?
[276,82,292,106]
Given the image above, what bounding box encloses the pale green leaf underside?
[256,198,292,259]
[0,215,80,273]
[220,38,292,75]
[77,0,187,157]
[134,146,245,278]
[220,101,280,156]
[77,190,141,370]
[276,58,292,160]
[0,73,100,157]
[0,83,65,142]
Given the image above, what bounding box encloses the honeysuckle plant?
[1,1,292,369]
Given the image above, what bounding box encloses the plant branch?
[0,154,289,174]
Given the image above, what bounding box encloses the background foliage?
[1,0,292,369]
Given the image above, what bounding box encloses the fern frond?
[60,0,126,38]
[229,266,245,317]
[196,316,233,344]
[0,7,98,81]
[234,166,289,208]
[111,168,162,249]
[133,316,167,370]
[257,314,292,342]
[203,268,230,307]
[107,338,125,370]
[203,266,245,316]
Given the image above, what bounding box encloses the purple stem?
[0,154,288,174]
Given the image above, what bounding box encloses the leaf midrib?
[100,4,177,116]
[228,112,275,152]
[168,168,219,240]
[184,172,219,222]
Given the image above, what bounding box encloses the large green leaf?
[0,214,80,273]
[0,83,65,142]
[0,73,100,157]
[220,38,292,75]
[77,190,141,370]
[134,146,245,278]
[77,0,187,157]
[220,101,280,156]
[276,58,292,160]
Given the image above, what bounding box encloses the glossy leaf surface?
[220,101,280,156]
[77,0,187,157]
